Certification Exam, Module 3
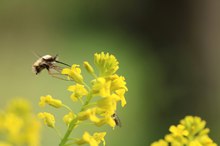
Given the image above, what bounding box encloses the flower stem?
[62,104,72,112]
[81,92,93,111]
[82,81,91,91]
[59,118,78,146]
[92,72,98,79]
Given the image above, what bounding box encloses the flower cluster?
[0,98,41,146]
[38,52,128,146]
[151,116,217,146]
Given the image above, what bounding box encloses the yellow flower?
[151,116,217,146]
[94,114,116,128]
[151,139,168,146]
[39,95,63,108]
[77,108,100,123]
[63,112,76,126]
[193,135,217,146]
[38,112,55,128]
[68,84,88,102]
[26,120,41,146]
[62,64,84,84]
[93,132,106,146]
[0,99,41,146]
[75,131,106,146]
[180,116,207,137]
[189,140,202,146]
[84,61,95,74]
[6,98,32,117]
[115,89,127,107]
[94,52,119,76]
[165,134,188,145]
[78,107,116,127]
[91,77,111,97]
[96,95,118,115]
[108,74,128,91]
[4,113,24,137]
[169,124,189,137]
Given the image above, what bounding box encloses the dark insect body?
[32,54,70,80]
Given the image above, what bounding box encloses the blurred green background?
[0,0,220,145]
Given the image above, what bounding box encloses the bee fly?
[32,54,70,79]
[112,113,122,127]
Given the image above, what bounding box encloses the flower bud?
[83,61,94,74]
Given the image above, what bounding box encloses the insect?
[112,113,122,127]
[32,54,70,79]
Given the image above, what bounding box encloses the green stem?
[59,87,93,146]
[81,92,93,111]
[59,118,78,146]
[82,81,91,91]
[82,102,96,109]
[62,104,73,112]
[92,72,98,79]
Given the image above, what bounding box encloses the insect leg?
[51,65,63,73]
[47,69,70,81]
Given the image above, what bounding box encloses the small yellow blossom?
[77,108,100,123]
[68,84,88,101]
[115,89,127,107]
[108,74,128,92]
[93,132,106,146]
[4,113,24,138]
[39,95,63,108]
[169,124,189,137]
[75,131,106,146]
[26,120,41,146]
[151,116,217,146]
[38,112,55,128]
[91,77,111,97]
[165,133,188,145]
[96,95,118,115]
[151,139,168,146]
[77,107,116,128]
[198,135,217,146]
[62,64,84,84]
[189,140,202,146]
[94,52,119,76]
[187,134,217,146]
[63,112,76,125]
[166,132,189,145]
[94,115,116,128]
[84,61,95,74]
[0,99,41,146]
[6,98,32,117]
[180,116,207,137]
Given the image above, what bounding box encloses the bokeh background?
[0,0,220,145]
